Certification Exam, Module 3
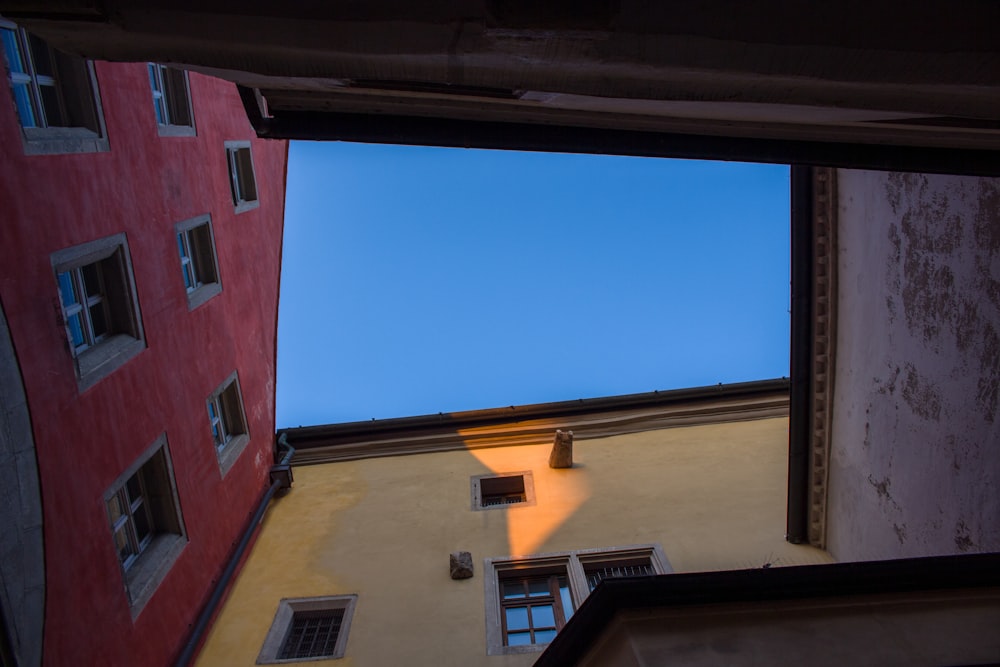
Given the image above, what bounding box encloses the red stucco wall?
[0,61,286,665]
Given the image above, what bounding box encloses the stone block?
[450,551,473,579]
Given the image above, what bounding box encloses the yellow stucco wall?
[196,416,830,667]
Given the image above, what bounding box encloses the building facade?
[0,20,287,666]
[197,381,832,666]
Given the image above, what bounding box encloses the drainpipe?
[173,435,295,667]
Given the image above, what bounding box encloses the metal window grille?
[278,610,344,660]
[585,562,655,591]
[481,492,527,507]
[480,475,527,507]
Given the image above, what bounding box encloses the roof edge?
[281,379,790,464]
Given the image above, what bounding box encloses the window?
[485,545,670,655]
[499,571,574,648]
[148,63,194,136]
[225,141,259,212]
[257,595,357,663]
[0,18,108,154]
[207,371,250,475]
[104,434,186,616]
[51,233,145,391]
[471,471,536,510]
[175,215,221,308]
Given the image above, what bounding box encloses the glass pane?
[113,525,134,563]
[506,631,532,647]
[125,474,143,504]
[88,302,108,338]
[106,493,125,523]
[534,629,557,644]
[132,505,151,545]
[147,63,160,91]
[560,581,574,620]
[57,272,78,306]
[527,579,550,597]
[11,83,37,127]
[27,33,54,77]
[66,313,85,348]
[505,606,529,631]
[1,29,26,73]
[81,263,102,298]
[501,580,526,599]
[39,81,64,126]
[531,604,555,628]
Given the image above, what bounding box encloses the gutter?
[173,437,295,667]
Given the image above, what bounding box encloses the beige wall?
[197,416,829,666]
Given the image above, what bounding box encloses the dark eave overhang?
[534,551,1000,667]
[241,103,1000,177]
[281,379,789,465]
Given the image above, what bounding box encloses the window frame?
[103,434,187,617]
[257,595,358,664]
[51,233,146,391]
[471,471,536,511]
[206,371,250,476]
[174,214,221,309]
[0,18,109,154]
[484,544,670,655]
[225,140,259,213]
[148,62,195,136]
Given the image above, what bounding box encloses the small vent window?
[258,595,357,663]
[472,471,535,511]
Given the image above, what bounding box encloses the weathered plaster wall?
[197,417,830,667]
[828,170,1000,561]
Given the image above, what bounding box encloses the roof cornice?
[281,379,789,465]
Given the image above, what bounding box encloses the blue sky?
[276,142,789,427]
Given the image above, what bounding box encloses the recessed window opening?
[148,63,193,133]
[472,471,536,511]
[583,557,656,591]
[258,595,357,663]
[279,609,345,660]
[481,475,526,507]
[499,571,573,647]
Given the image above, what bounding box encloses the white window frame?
[0,18,108,154]
[148,63,195,136]
[174,214,221,309]
[225,140,259,213]
[207,371,250,476]
[103,434,187,617]
[51,233,146,391]
[257,595,358,664]
[484,544,671,655]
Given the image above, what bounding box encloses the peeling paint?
[901,363,942,422]
[954,520,975,552]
